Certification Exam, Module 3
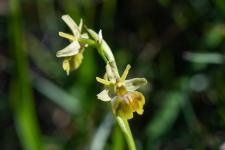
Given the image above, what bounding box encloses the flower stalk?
[116,117,136,150]
[56,15,148,150]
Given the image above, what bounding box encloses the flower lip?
[112,91,145,119]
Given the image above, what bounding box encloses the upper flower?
[96,62,147,119]
[56,15,89,75]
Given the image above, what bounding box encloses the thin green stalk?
[116,117,136,150]
[79,38,96,46]
[112,124,125,150]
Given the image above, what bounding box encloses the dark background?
[1,0,225,149]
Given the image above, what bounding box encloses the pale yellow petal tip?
[98,29,103,43]
[97,90,111,101]
[62,59,70,75]
[56,51,62,58]
[137,109,144,115]
[127,64,131,69]
[61,14,68,18]
[61,14,71,21]
[73,53,83,69]
[66,70,70,76]
[143,78,148,85]
[96,77,101,82]
[79,18,83,31]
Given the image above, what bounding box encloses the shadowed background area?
[1,0,225,149]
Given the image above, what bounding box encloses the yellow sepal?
[121,64,131,81]
[96,77,111,85]
[59,32,74,41]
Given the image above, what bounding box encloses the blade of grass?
[90,113,114,150]
[27,33,64,79]
[31,72,81,115]
[146,91,184,148]
[9,0,43,149]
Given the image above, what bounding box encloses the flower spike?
[56,14,148,150]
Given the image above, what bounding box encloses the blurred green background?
[1,0,225,149]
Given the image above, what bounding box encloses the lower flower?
[112,91,145,119]
[96,63,147,120]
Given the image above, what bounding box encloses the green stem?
[79,38,96,46]
[116,117,136,150]
[79,38,108,63]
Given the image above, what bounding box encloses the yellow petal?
[73,52,83,69]
[97,89,111,101]
[78,18,83,31]
[98,29,103,43]
[96,77,111,85]
[131,91,145,115]
[62,58,70,75]
[56,41,80,57]
[59,32,74,41]
[61,15,79,38]
[121,64,131,81]
[125,78,147,91]
[137,108,144,115]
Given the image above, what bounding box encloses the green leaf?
[146,92,184,141]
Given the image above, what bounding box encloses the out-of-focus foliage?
[1,0,225,149]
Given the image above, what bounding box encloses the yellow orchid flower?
[96,63,147,119]
[56,15,89,75]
